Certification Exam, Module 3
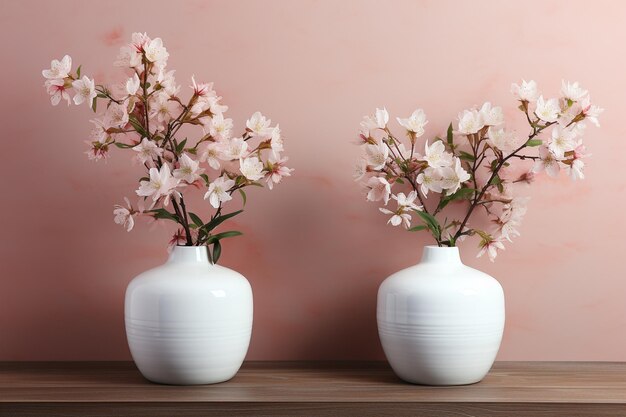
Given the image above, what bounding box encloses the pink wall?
[1,0,625,361]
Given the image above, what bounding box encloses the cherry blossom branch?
[512,154,539,161]
[95,86,122,105]
[170,197,192,245]
[355,81,602,260]
[141,61,152,140]
[451,121,555,243]
[383,130,430,214]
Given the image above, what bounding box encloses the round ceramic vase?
[377,245,505,385]
[125,246,253,385]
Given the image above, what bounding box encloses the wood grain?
[1,361,625,416]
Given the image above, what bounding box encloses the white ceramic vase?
[125,246,253,385]
[377,245,505,385]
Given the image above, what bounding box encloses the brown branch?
[171,197,193,246]
[451,121,555,242]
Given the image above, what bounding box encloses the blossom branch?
[354,79,602,260]
[42,33,293,260]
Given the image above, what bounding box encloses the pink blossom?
[580,96,603,127]
[219,137,248,160]
[240,157,264,181]
[205,113,233,141]
[532,147,561,177]
[173,154,204,184]
[45,79,71,106]
[200,142,223,170]
[84,137,110,161]
[264,153,293,190]
[379,191,422,228]
[190,76,214,97]
[168,229,188,249]
[353,159,368,182]
[131,32,151,52]
[477,236,505,262]
[511,79,539,102]
[155,69,179,96]
[136,163,180,205]
[364,143,389,170]
[113,197,140,232]
[126,73,140,95]
[353,80,598,261]
[366,176,392,205]
[104,102,129,128]
[270,125,284,157]
[149,92,180,125]
[132,138,163,165]
[204,175,235,208]
[246,112,272,138]
[144,37,169,68]
[42,55,72,79]
[72,76,97,106]
[567,143,590,180]
[115,45,142,69]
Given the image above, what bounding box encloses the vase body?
[377,246,504,385]
[125,246,253,385]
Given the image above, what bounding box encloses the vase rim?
[423,245,458,249]
[421,245,462,264]
[169,245,212,264]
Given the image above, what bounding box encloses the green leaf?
[458,151,476,161]
[408,225,427,232]
[200,173,210,186]
[175,138,187,154]
[128,115,148,137]
[448,187,475,201]
[437,187,476,211]
[188,212,204,228]
[206,230,243,244]
[200,210,244,233]
[238,189,247,206]
[206,245,213,264]
[91,97,97,112]
[148,208,179,222]
[525,139,542,147]
[235,175,247,186]
[415,210,441,240]
[96,93,108,99]
[114,142,134,149]
[490,175,504,193]
[76,65,82,78]
[212,241,222,264]
[447,123,454,146]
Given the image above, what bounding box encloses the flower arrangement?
[42,33,292,263]
[355,80,602,261]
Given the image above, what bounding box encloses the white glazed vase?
[125,246,253,385]
[377,245,505,385]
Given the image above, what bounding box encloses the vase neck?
[168,246,212,265]
[420,245,462,265]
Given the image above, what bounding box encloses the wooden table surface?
[1,361,625,416]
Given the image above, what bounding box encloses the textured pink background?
[1,0,625,361]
